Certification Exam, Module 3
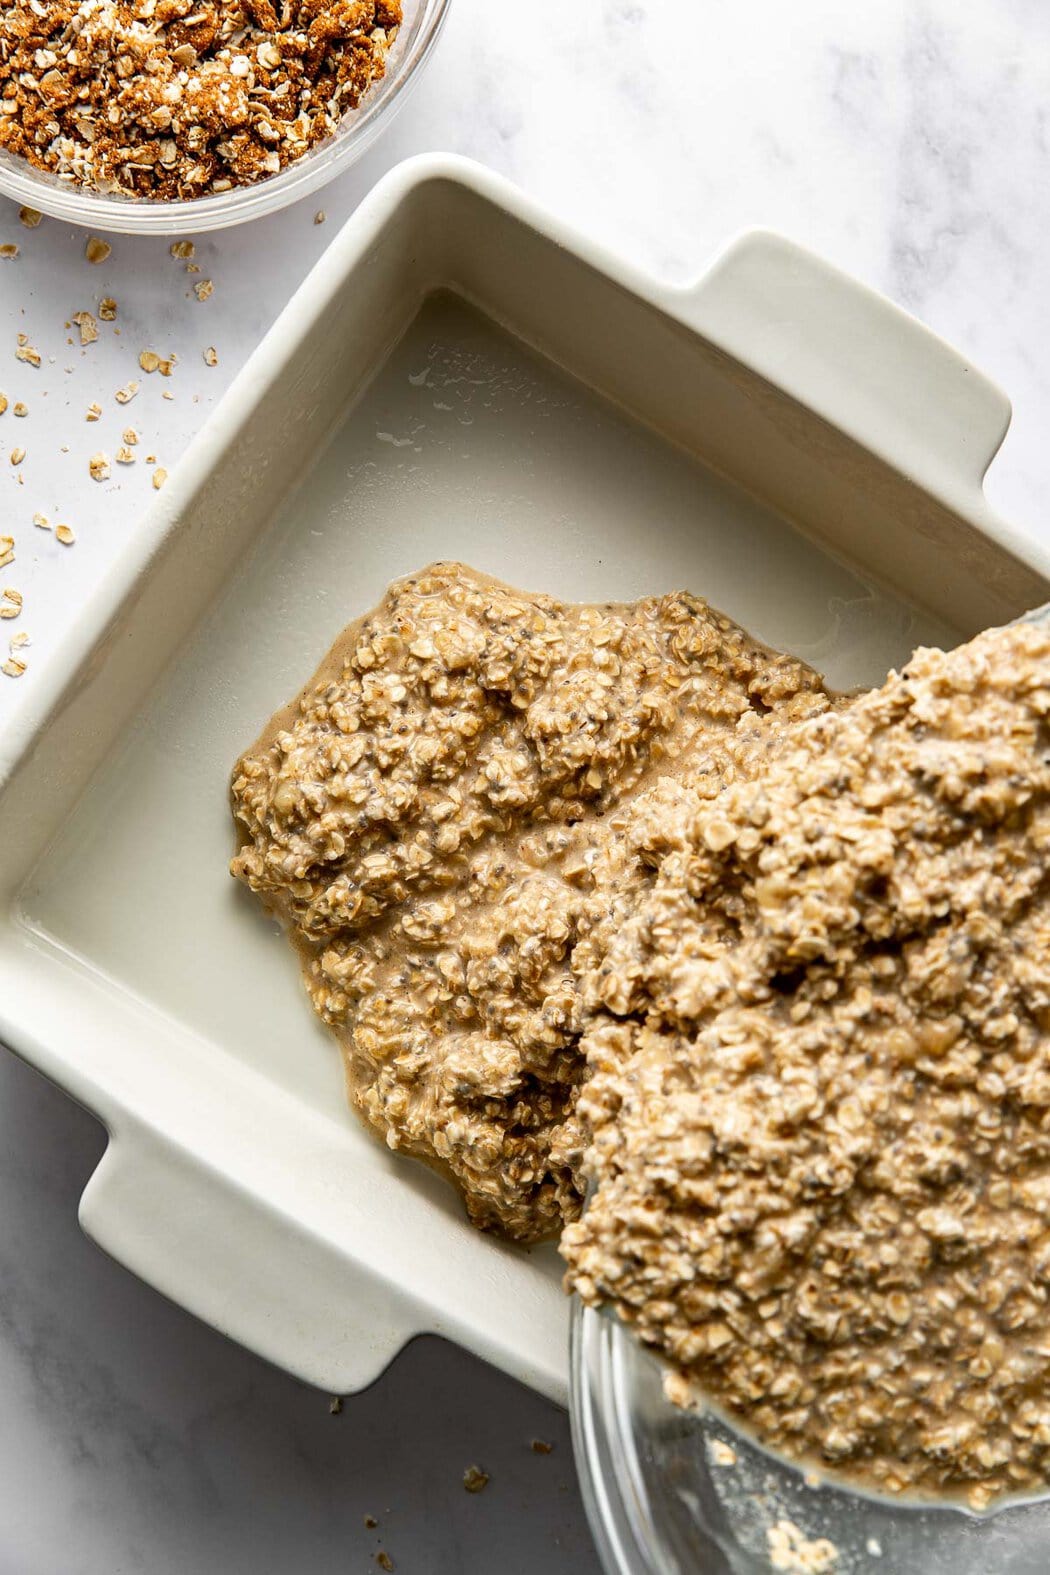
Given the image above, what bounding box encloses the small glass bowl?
[570,1298,1050,1575]
[0,0,449,234]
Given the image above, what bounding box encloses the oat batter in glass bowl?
[566,615,1050,1573]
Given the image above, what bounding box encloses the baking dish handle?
[79,1124,424,1395]
[679,230,1011,503]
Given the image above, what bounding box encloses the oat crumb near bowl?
[72,311,99,347]
[462,1465,489,1494]
[85,238,111,265]
[766,1520,839,1574]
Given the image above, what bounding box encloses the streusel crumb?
[0,0,401,199]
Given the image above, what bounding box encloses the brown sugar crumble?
[0,1,403,200]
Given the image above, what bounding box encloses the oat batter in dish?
[562,619,1050,1507]
[229,563,831,1242]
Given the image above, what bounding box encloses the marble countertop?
[2,2,1049,1570]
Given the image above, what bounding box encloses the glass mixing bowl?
[570,1298,1050,1574]
[0,0,449,234]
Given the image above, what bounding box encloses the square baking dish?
[1,156,1047,1404]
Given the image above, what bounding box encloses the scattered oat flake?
[13,403,26,418]
[2,657,25,678]
[159,356,176,377]
[766,1520,839,1574]
[116,446,135,465]
[328,1396,342,1415]
[187,262,201,274]
[363,1516,378,1530]
[115,381,139,405]
[86,237,111,265]
[194,279,214,302]
[152,467,168,490]
[139,350,161,374]
[98,298,117,322]
[0,535,13,568]
[203,346,218,367]
[122,427,138,446]
[86,403,102,422]
[72,311,99,347]
[15,339,40,368]
[55,524,75,545]
[170,241,195,260]
[375,1556,394,1573]
[530,1439,553,1455]
[0,244,18,260]
[314,209,326,225]
[9,446,25,466]
[0,587,22,619]
[462,1465,489,1494]
[709,1440,737,1467]
[9,630,29,650]
[0,395,6,416]
[32,513,49,530]
[18,208,41,229]
[89,452,111,482]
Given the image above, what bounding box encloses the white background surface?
[1,2,1050,1570]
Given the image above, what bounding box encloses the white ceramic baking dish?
[1,155,1047,1405]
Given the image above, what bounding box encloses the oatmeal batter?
[562,619,1050,1506]
[230,563,830,1242]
